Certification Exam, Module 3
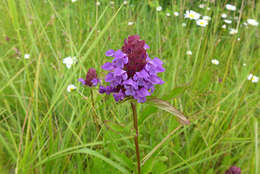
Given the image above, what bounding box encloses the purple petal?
[78,78,86,85]
[91,78,100,86]
[114,68,126,76]
[99,86,106,93]
[144,44,150,50]
[153,57,163,65]
[113,90,125,101]
[105,49,115,57]
[105,72,114,82]
[114,50,126,59]
[102,62,114,71]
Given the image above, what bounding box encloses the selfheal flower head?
[99,35,164,103]
[78,68,100,87]
[225,166,241,174]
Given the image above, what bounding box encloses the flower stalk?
[131,102,141,174]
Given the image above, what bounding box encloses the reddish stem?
[131,102,141,174]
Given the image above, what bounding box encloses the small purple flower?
[78,68,100,87]
[225,166,241,174]
[99,35,164,103]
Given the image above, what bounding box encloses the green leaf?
[104,120,126,133]
[139,106,158,126]
[162,86,188,100]
[36,148,130,174]
[146,98,190,125]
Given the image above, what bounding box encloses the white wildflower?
[156,6,162,11]
[247,19,259,26]
[225,4,236,11]
[224,19,232,24]
[186,50,192,55]
[174,12,179,16]
[63,56,77,69]
[248,73,253,80]
[211,59,219,65]
[221,13,227,18]
[222,24,227,29]
[248,74,259,83]
[96,1,100,6]
[184,10,200,20]
[24,54,30,59]
[67,84,77,92]
[196,19,208,27]
[229,28,238,35]
[128,21,134,26]
[166,12,171,17]
[252,76,259,83]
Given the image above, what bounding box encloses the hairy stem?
[131,102,141,174]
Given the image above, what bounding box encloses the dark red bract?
[85,68,98,86]
[122,35,147,77]
[225,166,241,174]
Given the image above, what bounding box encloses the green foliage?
[0,0,259,173]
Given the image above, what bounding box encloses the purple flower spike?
[79,68,100,87]
[225,166,241,174]
[99,35,164,103]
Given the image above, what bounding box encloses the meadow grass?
[0,0,259,173]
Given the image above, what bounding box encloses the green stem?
[131,102,141,174]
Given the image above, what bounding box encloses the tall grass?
[0,0,259,173]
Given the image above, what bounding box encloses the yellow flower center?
[189,14,195,18]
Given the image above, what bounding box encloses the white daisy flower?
[186,50,192,55]
[174,12,179,16]
[24,54,30,59]
[198,4,205,8]
[156,6,162,11]
[237,38,240,41]
[110,1,114,5]
[63,56,77,69]
[224,19,232,24]
[211,59,219,65]
[71,0,77,2]
[203,16,211,21]
[166,12,171,17]
[221,13,227,18]
[222,24,227,29]
[243,22,248,26]
[247,19,259,26]
[248,73,253,80]
[243,63,246,66]
[123,0,127,5]
[229,28,238,35]
[67,84,77,92]
[182,23,187,27]
[196,19,208,27]
[128,21,134,26]
[96,1,100,6]
[252,75,259,83]
[225,4,236,11]
[184,10,200,20]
